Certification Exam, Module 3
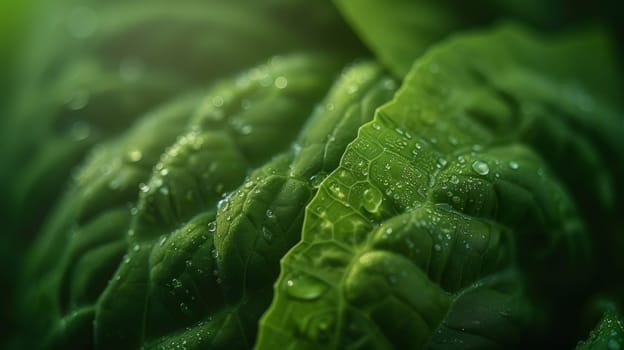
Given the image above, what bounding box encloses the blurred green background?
[0,0,34,109]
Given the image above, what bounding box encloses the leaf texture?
[255,24,624,349]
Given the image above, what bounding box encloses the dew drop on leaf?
[471,160,490,175]
[128,150,143,162]
[265,209,275,219]
[284,275,328,301]
[207,221,216,232]
[179,302,190,314]
[362,186,383,214]
[262,226,273,243]
[309,173,326,188]
[328,181,345,199]
[109,178,122,191]
[66,90,90,110]
[138,183,150,193]
[70,121,91,140]
[274,76,288,89]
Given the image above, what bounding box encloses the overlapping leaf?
[95,60,395,349]
[18,54,345,349]
[334,0,577,77]
[256,24,624,349]
[577,311,624,350]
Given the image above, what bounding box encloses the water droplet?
[241,99,252,110]
[433,244,442,252]
[362,187,383,214]
[70,121,91,140]
[449,175,460,185]
[382,78,397,90]
[285,275,328,301]
[266,209,275,219]
[508,161,519,170]
[328,182,346,199]
[133,244,140,252]
[211,95,224,107]
[428,174,436,188]
[207,221,216,232]
[240,125,252,135]
[262,226,273,242]
[471,160,490,176]
[274,76,288,89]
[309,173,326,189]
[128,150,142,162]
[139,183,150,193]
[437,158,448,169]
[385,227,393,235]
[371,123,381,130]
[66,90,89,110]
[179,302,189,313]
[537,168,545,177]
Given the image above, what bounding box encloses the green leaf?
[94,59,395,349]
[333,0,619,79]
[334,0,462,77]
[18,91,203,350]
[19,53,347,350]
[577,311,624,350]
[256,24,624,349]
